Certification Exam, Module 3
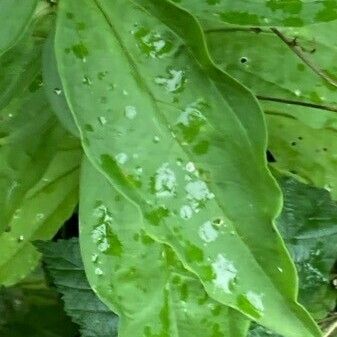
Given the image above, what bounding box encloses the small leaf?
[39,238,119,337]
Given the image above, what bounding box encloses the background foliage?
[0,0,337,337]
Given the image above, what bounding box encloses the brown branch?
[257,95,337,113]
[271,27,337,89]
[324,321,337,337]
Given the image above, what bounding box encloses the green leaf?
[39,238,119,337]
[55,1,320,336]
[0,76,81,286]
[0,6,52,110]
[205,22,337,198]
[43,32,79,137]
[80,158,250,337]
[0,0,39,56]
[171,0,337,27]
[0,269,77,337]
[277,177,337,319]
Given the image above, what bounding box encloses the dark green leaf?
[40,238,118,337]
[278,177,337,319]
[0,269,77,337]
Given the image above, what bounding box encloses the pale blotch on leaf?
[154,162,177,198]
[211,254,237,293]
[199,220,218,243]
[180,205,193,220]
[124,106,137,120]
[155,69,186,93]
[115,153,128,165]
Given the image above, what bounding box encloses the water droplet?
[54,88,62,95]
[155,69,186,93]
[98,116,107,125]
[185,161,196,173]
[294,89,301,97]
[18,235,24,242]
[180,205,193,220]
[91,254,98,263]
[153,135,160,143]
[277,267,283,273]
[185,180,214,202]
[154,162,177,198]
[199,221,218,243]
[212,254,237,293]
[113,153,128,165]
[82,75,92,85]
[122,90,128,96]
[133,27,173,58]
[124,106,137,119]
[95,267,103,276]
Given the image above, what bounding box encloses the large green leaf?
[206,23,337,198]
[172,0,337,27]
[40,238,118,337]
[0,0,39,56]
[0,76,81,286]
[80,158,249,337]
[55,1,320,336]
[0,269,77,337]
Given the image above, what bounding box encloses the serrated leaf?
[278,177,337,319]
[0,0,39,56]
[0,76,81,286]
[55,1,320,336]
[172,0,337,27]
[80,158,249,337]
[206,22,337,198]
[39,238,118,337]
[0,269,77,337]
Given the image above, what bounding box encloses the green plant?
[1,1,337,336]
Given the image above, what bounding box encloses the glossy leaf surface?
[0,77,81,286]
[80,158,249,337]
[0,0,38,55]
[40,238,118,337]
[56,1,320,335]
[172,0,337,27]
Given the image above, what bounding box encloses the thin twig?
[271,27,337,89]
[257,95,337,113]
[324,320,337,337]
